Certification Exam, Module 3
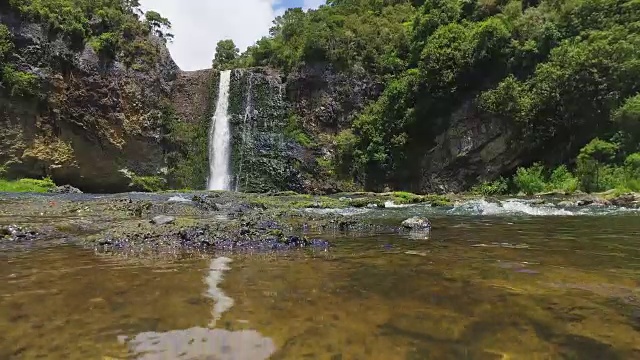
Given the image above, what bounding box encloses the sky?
[139,0,326,71]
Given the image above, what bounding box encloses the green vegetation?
[0,178,56,193]
[471,141,640,196]
[212,39,240,70]
[227,0,640,192]
[510,163,579,195]
[1,0,173,98]
[1,65,38,97]
[0,23,38,97]
[471,177,509,196]
[284,115,315,147]
[161,102,210,190]
[129,175,166,192]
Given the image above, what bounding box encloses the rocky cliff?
[0,10,521,195]
[169,65,522,194]
[0,8,178,192]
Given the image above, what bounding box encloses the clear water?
[2,209,640,359]
[207,70,232,191]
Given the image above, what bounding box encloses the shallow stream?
[1,197,640,359]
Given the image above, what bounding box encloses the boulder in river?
[609,193,639,208]
[401,217,432,231]
[48,185,83,194]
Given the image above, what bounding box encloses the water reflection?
[125,328,276,360]
[205,257,234,327]
[123,257,276,360]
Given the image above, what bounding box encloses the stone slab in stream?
[151,215,176,226]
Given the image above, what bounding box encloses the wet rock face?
[417,101,520,193]
[0,10,179,193]
[227,68,304,193]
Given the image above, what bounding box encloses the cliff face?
[417,102,521,193]
[170,66,522,194]
[285,64,383,134]
[0,10,178,192]
[1,10,520,194]
[227,68,304,193]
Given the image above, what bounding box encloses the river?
[1,196,639,359]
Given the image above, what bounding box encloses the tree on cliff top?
[144,10,173,43]
[212,39,239,70]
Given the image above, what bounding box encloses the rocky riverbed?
[1,190,638,255]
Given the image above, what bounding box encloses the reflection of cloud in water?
[125,327,276,360]
[122,257,276,359]
[205,257,234,328]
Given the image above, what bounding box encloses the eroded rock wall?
[0,10,178,192]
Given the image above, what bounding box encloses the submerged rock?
[192,195,221,211]
[0,225,39,242]
[401,217,432,232]
[96,220,330,254]
[405,250,428,257]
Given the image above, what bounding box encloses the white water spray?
[208,70,232,190]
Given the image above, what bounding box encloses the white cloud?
[140,0,279,71]
[303,0,325,10]
[139,0,327,71]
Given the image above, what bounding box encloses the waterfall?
[207,70,232,191]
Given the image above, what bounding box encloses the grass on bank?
[0,178,56,193]
[471,161,640,196]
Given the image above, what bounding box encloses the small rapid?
[448,199,574,216]
[446,198,639,216]
[298,198,639,219]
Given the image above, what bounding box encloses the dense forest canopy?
[212,0,640,193]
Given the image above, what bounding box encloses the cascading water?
[207,70,232,191]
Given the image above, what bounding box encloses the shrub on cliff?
[471,177,509,196]
[6,0,172,65]
[0,25,11,60]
